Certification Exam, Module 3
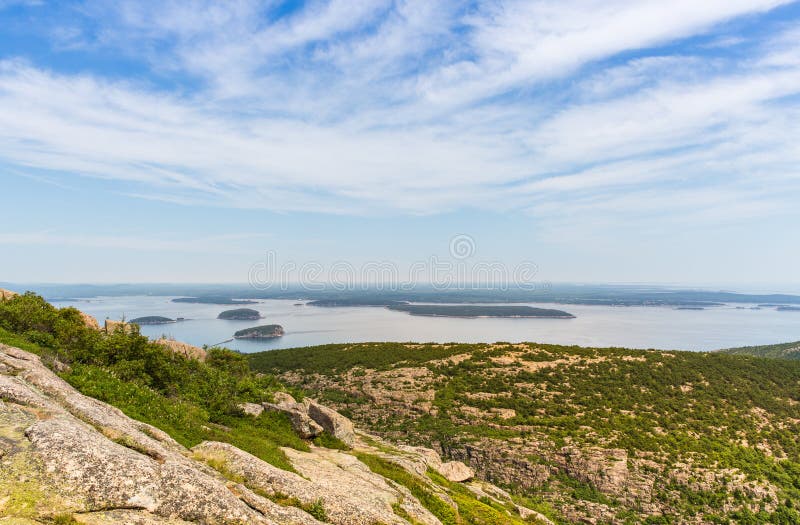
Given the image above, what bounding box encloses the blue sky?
[1,0,800,286]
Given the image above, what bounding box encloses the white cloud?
[0,0,799,231]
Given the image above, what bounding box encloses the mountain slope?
[718,340,800,360]
[251,342,800,524]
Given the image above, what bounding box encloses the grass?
[355,452,459,525]
[61,362,307,471]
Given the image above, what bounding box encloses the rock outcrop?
[438,461,475,482]
[558,446,654,508]
[238,402,264,417]
[154,338,207,362]
[192,441,440,525]
[0,289,18,301]
[103,319,132,334]
[303,397,356,446]
[0,343,322,525]
[79,311,100,330]
[262,393,324,439]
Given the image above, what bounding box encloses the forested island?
[217,308,262,320]
[172,297,257,305]
[307,299,407,307]
[307,299,574,318]
[388,304,575,318]
[233,324,284,339]
[129,315,175,325]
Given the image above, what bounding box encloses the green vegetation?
[719,340,800,360]
[356,452,537,525]
[0,292,302,471]
[306,299,575,318]
[355,452,459,525]
[233,324,284,339]
[217,308,262,320]
[307,299,407,307]
[387,304,575,318]
[129,315,175,324]
[252,341,800,523]
[312,431,350,450]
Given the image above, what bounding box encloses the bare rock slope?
[0,343,543,524]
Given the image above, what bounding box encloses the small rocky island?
[233,324,284,339]
[129,316,175,325]
[217,308,262,320]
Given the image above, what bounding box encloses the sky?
[1,0,800,286]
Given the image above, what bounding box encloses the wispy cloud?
[0,0,799,232]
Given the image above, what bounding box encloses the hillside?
[0,293,541,525]
[250,342,800,524]
[718,341,800,360]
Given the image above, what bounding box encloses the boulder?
[238,402,264,417]
[303,398,356,447]
[272,391,300,408]
[437,461,474,482]
[262,393,323,439]
[154,338,207,362]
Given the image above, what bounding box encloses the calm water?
[51,296,800,352]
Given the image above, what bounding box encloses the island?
[387,304,575,318]
[234,324,285,339]
[129,316,175,325]
[172,297,257,305]
[307,299,407,307]
[217,308,262,320]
